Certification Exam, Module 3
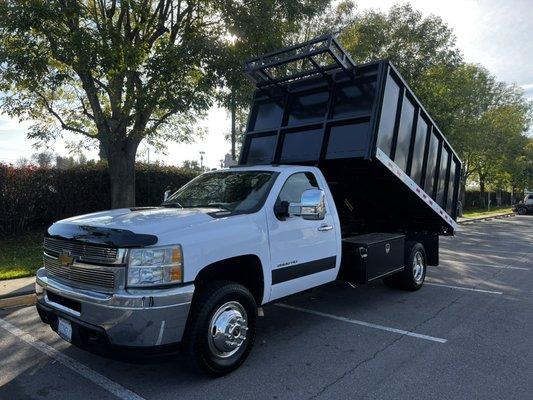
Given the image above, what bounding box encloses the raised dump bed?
[239,35,461,236]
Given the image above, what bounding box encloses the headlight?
[127,245,183,287]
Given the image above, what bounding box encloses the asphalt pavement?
[1,215,532,400]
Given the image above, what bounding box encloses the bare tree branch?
[35,91,94,137]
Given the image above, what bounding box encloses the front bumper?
[35,267,194,348]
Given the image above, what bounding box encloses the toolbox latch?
[358,247,368,258]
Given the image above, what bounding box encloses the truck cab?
[36,166,343,372]
[36,35,461,376]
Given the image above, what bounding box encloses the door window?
[276,172,319,205]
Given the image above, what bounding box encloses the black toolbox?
[340,233,405,284]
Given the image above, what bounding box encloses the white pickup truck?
[36,36,461,376]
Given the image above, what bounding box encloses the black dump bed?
[239,35,461,235]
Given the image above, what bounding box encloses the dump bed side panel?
[374,64,462,220]
[240,63,380,167]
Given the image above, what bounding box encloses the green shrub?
[0,163,198,236]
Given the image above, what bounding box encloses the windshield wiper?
[162,202,183,208]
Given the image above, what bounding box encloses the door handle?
[318,224,333,232]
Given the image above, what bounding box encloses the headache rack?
[245,35,356,88]
[240,35,462,235]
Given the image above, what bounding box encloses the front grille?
[44,237,119,264]
[44,255,117,292]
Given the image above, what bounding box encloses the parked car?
[35,35,462,376]
[513,194,533,215]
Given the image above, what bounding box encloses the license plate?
[57,318,72,342]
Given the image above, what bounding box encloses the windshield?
[162,170,278,215]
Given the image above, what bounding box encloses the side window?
[276,172,319,205]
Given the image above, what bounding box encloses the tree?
[338,4,462,85]
[415,63,497,202]
[0,1,229,207]
[32,151,55,168]
[415,63,531,205]
[334,3,532,206]
[56,155,77,170]
[182,159,204,172]
[217,0,331,160]
[77,152,89,165]
[15,157,31,167]
[0,1,336,207]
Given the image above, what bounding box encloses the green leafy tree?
[217,0,331,159]
[338,4,462,85]
[0,0,224,207]
[415,63,497,201]
[32,151,55,168]
[332,2,531,206]
[416,63,531,205]
[0,0,334,206]
[182,159,204,172]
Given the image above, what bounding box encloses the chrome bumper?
[35,267,194,347]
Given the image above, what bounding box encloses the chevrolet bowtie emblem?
[58,251,75,266]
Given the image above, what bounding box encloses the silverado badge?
[58,250,75,266]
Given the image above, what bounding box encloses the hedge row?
[0,163,198,236]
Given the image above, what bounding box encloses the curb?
[0,293,36,309]
[0,288,35,300]
[458,212,515,224]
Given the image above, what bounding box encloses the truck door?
[268,171,338,300]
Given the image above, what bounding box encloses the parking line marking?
[275,303,447,344]
[0,318,145,400]
[426,282,503,295]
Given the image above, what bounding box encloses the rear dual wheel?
[383,242,426,291]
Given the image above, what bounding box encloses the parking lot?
[1,216,532,400]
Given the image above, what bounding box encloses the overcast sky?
[0,0,531,168]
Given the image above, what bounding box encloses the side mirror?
[289,188,326,220]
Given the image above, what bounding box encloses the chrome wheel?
[208,301,248,358]
[413,251,425,283]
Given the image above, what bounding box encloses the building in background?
[223,153,237,168]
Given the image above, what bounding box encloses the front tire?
[383,242,426,291]
[182,281,257,376]
[517,207,527,215]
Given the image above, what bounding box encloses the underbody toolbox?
[340,233,405,283]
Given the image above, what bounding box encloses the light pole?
[199,151,205,170]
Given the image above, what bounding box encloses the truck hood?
[47,207,223,247]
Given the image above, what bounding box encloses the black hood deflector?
[46,223,158,248]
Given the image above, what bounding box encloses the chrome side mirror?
[289,188,326,220]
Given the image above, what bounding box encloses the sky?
[0,0,531,169]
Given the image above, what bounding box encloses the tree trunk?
[98,141,107,162]
[230,93,236,160]
[479,177,486,208]
[104,139,140,208]
[458,167,467,216]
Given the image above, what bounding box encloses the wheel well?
[194,255,264,304]
[406,233,439,266]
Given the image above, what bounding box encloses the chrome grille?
[43,237,119,264]
[44,255,118,292]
